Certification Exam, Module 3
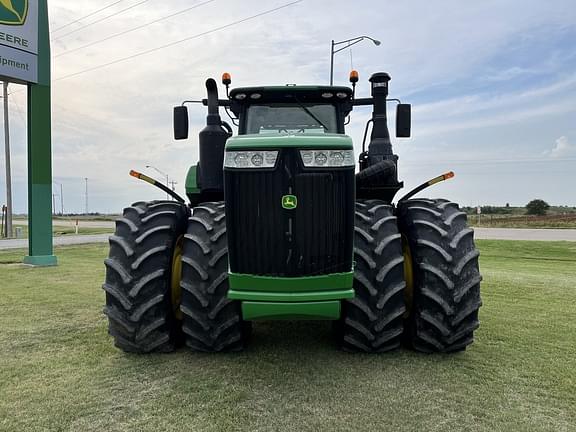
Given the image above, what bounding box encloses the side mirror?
[396,104,411,138]
[173,106,189,140]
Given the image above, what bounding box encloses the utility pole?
[2,82,12,238]
[169,180,178,199]
[59,183,64,215]
[146,165,170,200]
[85,177,88,215]
[53,181,64,215]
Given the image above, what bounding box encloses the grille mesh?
[225,149,354,276]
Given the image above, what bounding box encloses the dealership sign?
[0,0,37,83]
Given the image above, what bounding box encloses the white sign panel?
[0,0,38,83]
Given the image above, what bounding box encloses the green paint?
[185,165,200,194]
[228,272,354,303]
[36,0,49,86]
[22,254,57,266]
[229,289,353,302]
[241,301,341,321]
[281,194,297,210]
[25,0,55,266]
[229,272,353,293]
[225,134,353,150]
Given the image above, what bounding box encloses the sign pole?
[23,0,56,266]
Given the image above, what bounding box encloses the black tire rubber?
[179,202,248,352]
[398,198,482,353]
[103,200,189,353]
[338,199,406,352]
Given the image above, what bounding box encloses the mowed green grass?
[0,240,575,431]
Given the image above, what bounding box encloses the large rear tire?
[398,198,482,352]
[179,202,248,352]
[103,200,189,353]
[338,200,406,352]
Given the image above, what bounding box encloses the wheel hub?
[171,235,184,321]
[401,234,414,318]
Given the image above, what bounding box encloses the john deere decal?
[0,0,28,26]
[282,195,297,210]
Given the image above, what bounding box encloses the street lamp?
[146,165,170,200]
[330,36,381,85]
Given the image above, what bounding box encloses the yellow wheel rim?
[171,235,184,321]
[402,235,415,319]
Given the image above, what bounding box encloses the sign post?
[0,0,56,266]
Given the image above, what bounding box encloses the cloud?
[547,136,576,158]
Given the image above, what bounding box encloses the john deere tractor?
[103,71,481,353]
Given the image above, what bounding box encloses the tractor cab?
[227,86,353,135]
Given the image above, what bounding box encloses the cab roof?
[229,85,353,103]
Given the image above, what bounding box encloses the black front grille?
[225,149,354,277]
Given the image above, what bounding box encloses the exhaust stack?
[198,78,230,194]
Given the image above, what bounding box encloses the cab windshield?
[245,103,338,135]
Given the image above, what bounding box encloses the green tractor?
[103,71,481,353]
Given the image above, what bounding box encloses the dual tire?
[103,200,245,353]
[339,198,482,353]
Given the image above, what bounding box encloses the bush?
[526,199,550,216]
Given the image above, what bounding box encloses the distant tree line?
[461,199,573,216]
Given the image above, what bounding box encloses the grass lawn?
[0,240,575,431]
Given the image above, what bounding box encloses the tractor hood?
[225,133,353,150]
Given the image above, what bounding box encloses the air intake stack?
[356,72,400,195]
[367,72,394,163]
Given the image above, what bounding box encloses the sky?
[1,0,576,214]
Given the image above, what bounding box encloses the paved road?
[2,228,575,250]
[474,227,576,241]
[0,234,111,250]
[13,219,115,229]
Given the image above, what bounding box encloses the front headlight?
[224,151,279,168]
[299,150,355,167]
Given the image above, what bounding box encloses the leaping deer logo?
[282,195,297,210]
[0,0,28,26]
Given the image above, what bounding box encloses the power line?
[52,0,130,33]
[54,0,304,82]
[55,0,215,58]
[52,0,151,41]
[402,157,576,166]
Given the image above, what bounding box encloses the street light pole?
[330,39,335,87]
[329,35,381,85]
[2,81,12,238]
[146,165,170,200]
